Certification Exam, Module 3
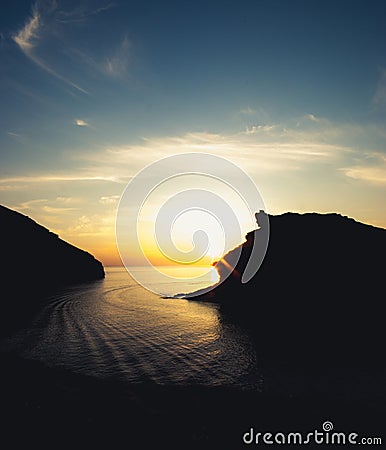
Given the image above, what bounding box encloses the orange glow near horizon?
[90,242,220,268]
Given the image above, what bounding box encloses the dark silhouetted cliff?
[195,212,386,369]
[0,205,104,332]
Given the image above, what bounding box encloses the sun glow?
[133,172,257,268]
[137,202,249,267]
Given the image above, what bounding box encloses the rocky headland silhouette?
[194,211,386,370]
[0,204,104,333]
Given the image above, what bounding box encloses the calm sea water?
[125,264,221,297]
[0,267,261,389]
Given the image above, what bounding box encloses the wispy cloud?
[341,153,386,185]
[99,195,120,205]
[305,113,320,122]
[236,106,271,125]
[13,4,40,52]
[0,174,123,185]
[7,198,82,231]
[56,2,116,24]
[373,68,386,106]
[14,198,48,210]
[11,1,132,89]
[342,166,386,184]
[104,35,131,78]
[42,205,79,213]
[61,213,116,238]
[0,184,28,192]
[239,107,256,115]
[56,196,78,204]
[7,131,23,139]
[12,1,88,94]
[245,124,277,134]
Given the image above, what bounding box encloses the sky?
[1,0,386,266]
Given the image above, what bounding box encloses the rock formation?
[195,212,386,369]
[0,204,104,333]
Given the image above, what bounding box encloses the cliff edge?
[0,204,105,332]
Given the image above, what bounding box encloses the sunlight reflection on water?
[125,264,220,297]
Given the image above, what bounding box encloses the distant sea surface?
[0,267,260,388]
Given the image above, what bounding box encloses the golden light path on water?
[129,264,221,297]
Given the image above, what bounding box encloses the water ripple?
[0,267,261,389]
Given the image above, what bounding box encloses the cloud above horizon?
[74,118,90,127]
[2,115,385,188]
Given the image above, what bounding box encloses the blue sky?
[1,0,386,264]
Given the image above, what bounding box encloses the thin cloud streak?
[85,129,349,173]
[56,2,117,24]
[7,131,23,139]
[0,175,125,185]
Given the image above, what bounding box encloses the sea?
[0,266,261,389]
